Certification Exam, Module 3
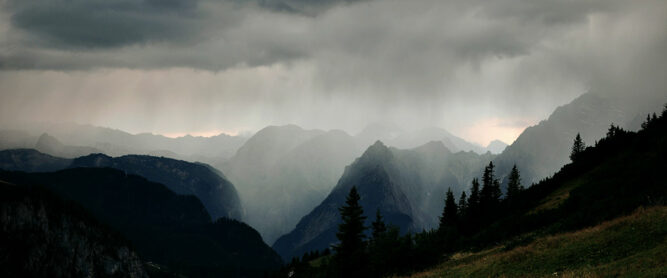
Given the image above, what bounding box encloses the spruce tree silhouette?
[570,133,586,161]
[371,209,387,241]
[334,186,368,277]
[465,178,481,233]
[458,191,467,218]
[439,188,458,231]
[506,164,523,200]
[480,162,501,218]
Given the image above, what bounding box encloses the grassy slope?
[407,206,667,278]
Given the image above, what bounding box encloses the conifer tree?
[371,209,387,240]
[458,191,467,217]
[642,114,651,130]
[506,164,522,200]
[480,162,501,213]
[336,186,367,253]
[467,178,480,216]
[570,133,585,161]
[439,188,458,230]
[334,186,368,277]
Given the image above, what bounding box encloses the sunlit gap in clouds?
[459,117,538,146]
[162,129,243,138]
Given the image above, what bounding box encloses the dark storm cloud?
[254,0,366,15]
[6,0,202,48]
[3,0,361,50]
[1,0,652,73]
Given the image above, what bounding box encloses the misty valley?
[1,93,666,277]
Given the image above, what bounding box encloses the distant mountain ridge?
[0,149,243,221]
[71,153,243,221]
[35,133,102,158]
[0,122,249,166]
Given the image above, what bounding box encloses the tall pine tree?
[458,191,467,218]
[371,209,387,241]
[467,178,480,217]
[506,164,522,200]
[335,186,368,277]
[480,161,501,214]
[570,133,585,161]
[439,188,458,231]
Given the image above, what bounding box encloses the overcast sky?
[0,0,665,145]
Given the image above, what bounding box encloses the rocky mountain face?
[222,125,364,243]
[273,141,495,260]
[0,180,148,278]
[0,168,282,277]
[493,92,665,186]
[70,153,243,221]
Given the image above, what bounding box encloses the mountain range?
[0,149,243,221]
[221,123,507,244]
[273,91,666,260]
[0,167,282,277]
[0,122,249,166]
[272,141,495,260]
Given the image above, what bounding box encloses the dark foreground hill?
[0,180,148,278]
[0,168,282,277]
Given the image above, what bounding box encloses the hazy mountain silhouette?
[0,168,281,277]
[0,122,248,165]
[221,125,363,243]
[355,123,405,147]
[485,139,508,154]
[273,141,414,260]
[389,127,487,153]
[35,133,101,158]
[356,124,488,154]
[273,141,496,260]
[493,92,665,186]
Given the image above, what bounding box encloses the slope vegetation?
[408,206,667,278]
[406,106,667,277]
